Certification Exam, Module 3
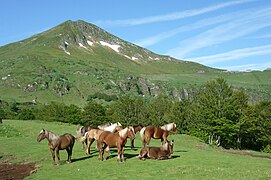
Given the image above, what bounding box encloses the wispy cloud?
[166,7,271,58]
[223,62,271,71]
[135,10,248,47]
[95,0,254,26]
[188,44,271,65]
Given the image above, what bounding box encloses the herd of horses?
[36,122,177,164]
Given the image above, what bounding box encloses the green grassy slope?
[0,120,270,179]
[0,20,270,105]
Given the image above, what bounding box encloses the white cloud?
[95,0,254,26]
[166,7,271,58]
[223,62,271,71]
[135,10,247,47]
[188,44,271,65]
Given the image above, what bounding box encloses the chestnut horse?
[82,122,122,154]
[115,124,143,149]
[137,140,174,160]
[37,128,75,165]
[97,126,135,162]
[140,123,177,146]
[76,122,112,149]
[82,129,105,155]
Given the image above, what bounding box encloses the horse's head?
[127,126,135,140]
[172,123,177,132]
[115,125,123,132]
[168,140,174,154]
[161,140,174,153]
[37,128,47,142]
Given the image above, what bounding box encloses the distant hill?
[0,20,270,105]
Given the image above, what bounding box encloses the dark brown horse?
[140,123,177,146]
[97,126,135,162]
[131,124,143,149]
[37,129,75,165]
[137,140,174,160]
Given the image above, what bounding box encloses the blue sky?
[1,0,271,71]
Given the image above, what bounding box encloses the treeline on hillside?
[0,78,270,152]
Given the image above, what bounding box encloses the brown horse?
[82,129,106,155]
[76,122,112,149]
[131,124,143,149]
[140,123,177,146]
[37,128,75,165]
[97,126,135,162]
[137,140,174,160]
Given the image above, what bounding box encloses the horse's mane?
[45,129,59,142]
[160,123,176,131]
[118,126,134,138]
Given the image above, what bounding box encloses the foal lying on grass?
[137,140,174,160]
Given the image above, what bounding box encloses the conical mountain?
[4,20,270,105]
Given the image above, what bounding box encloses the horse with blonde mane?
[140,123,176,146]
[97,126,135,162]
[76,122,112,149]
[37,129,75,165]
[82,122,122,154]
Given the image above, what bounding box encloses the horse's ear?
[39,128,45,134]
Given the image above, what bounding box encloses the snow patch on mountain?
[100,41,120,52]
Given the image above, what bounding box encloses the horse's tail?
[140,127,146,144]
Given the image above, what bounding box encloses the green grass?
[0,120,270,179]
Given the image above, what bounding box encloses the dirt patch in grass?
[0,162,37,180]
[0,154,37,180]
[223,149,271,159]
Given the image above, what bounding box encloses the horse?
[82,122,122,154]
[115,124,143,149]
[99,122,122,132]
[137,140,174,160]
[81,129,107,155]
[76,122,112,149]
[161,123,177,132]
[37,128,75,165]
[140,123,177,146]
[131,124,143,149]
[97,126,135,162]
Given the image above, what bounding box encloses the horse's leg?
[66,147,72,163]
[102,144,108,161]
[131,138,135,149]
[120,146,125,162]
[146,135,151,146]
[162,133,168,144]
[138,147,148,160]
[50,149,56,165]
[97,141,103,160]
[86,138,94,155]
[117,146,121,162]
[56,148,60,165]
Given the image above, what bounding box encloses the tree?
[193,78,248,148]
[168,100,192,133]
[146,95,173,126]
[241,101,271,151]
[81,101,107,126]
[108,95,147,126]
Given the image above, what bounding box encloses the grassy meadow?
[0,120,271,180]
